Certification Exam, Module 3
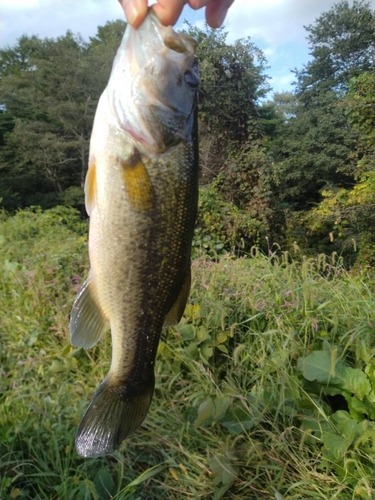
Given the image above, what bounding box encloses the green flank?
[1,207,374,499]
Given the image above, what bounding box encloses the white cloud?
[0,0,124,48]
[224,0,340,45]
[1,0,370,93]
[1,0,41,7]
[270,72,296,93]
[192,19,206,31]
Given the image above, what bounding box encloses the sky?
[1,0,373,98]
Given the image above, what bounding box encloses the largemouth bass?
[70,9,199,458]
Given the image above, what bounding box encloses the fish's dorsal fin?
[84,158,97,216]
[120,150,155,213]
[70,274,108,349]
[163,267,191,328]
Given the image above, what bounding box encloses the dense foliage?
[0,2,373,266]
[1,3,375,498]
[0,21,125,209]
[1,1,374,266]
[1,208,375,499]
[265,0,375,266]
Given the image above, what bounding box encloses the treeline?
[0,1,374,266]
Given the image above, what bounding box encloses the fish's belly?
[88,155,194,343]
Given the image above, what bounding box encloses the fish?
[69,9,199,458]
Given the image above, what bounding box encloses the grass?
[0,207,374,499]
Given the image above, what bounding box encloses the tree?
[183,23,270,183]
[346,71,375,174]
[0,20,279,248]
[0,22,125,210]
[295,0,375,100]
[305,71,375,265]
[179,24,283,248]
[271,0,375,210]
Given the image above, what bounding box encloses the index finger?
[119,0,148,28]
[151,0,188,26]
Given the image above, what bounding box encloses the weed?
[1,208,374,499]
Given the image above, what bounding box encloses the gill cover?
[107,9,199,150]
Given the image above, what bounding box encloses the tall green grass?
[1,207,374,499]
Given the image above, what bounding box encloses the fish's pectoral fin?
[75,375,154,458]
[163,267,191,328]
[120,150,155,213]
[70,275,108,349]
[84,157,97,216]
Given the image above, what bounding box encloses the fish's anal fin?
[75,376,154,458]
[84,158,97,216]
[70,275,108,349]
[163,267,191,328]
[120,150,155,213]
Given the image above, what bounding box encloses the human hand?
[119,0,235,29]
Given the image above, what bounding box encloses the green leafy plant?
[1,207,375,499]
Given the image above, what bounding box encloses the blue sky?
[1,0,366,98]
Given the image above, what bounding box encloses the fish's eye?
[184,70,199,88]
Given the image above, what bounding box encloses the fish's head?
[108,10,199,152]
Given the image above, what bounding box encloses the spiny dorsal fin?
[163,267,191,328]
[84,158,97,216]
[120,150,155,213]
[70,274,108,349]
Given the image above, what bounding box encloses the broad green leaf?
[300,417,331,438]
[298,351,371,399]
[195,398,214,426]
[209,455,238,486]
[196,325,210,343]
[344,396,365,421]
[365,363,375,385]
[201,344,213,360]
[221,405,258,435]
[216,331,229,344]
[94,469,116,500]
[185,342,199,359]
[3,259,20,273]
[297,350,338,383]
[341,419,363,442]
[321,432,351,461]
[349,396,375,420]
[178,324,195,341]
[49,360,65,373]
[217,344,228,353]
[339,367,371,398]
[212,396,231,420]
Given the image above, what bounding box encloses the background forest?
[0,0,374,267]
[1,1,375,499]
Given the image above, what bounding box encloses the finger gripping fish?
[69,10,199,458]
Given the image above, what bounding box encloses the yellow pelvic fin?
[120,150,155,214]
[163,267,191,328]
[84,159,97,216]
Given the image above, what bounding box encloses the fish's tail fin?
[75,376,154,458]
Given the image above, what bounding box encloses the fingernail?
[190,0,205,9]
[124,1,138,25]
[215,7,228,28]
